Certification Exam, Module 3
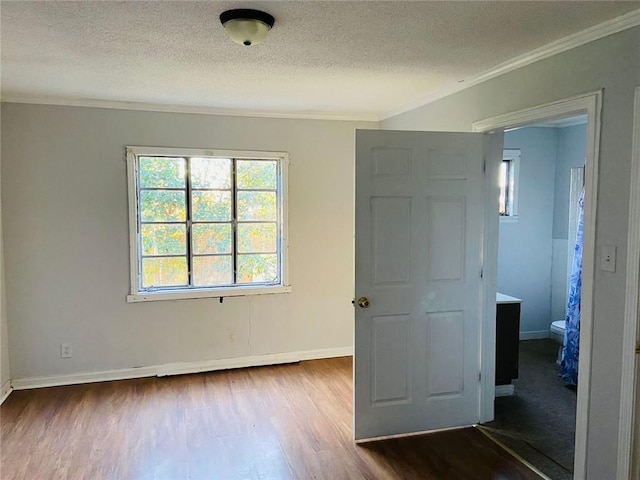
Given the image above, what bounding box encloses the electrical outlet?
[61,343,72,358]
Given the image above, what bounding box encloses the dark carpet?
[482,339,577,480]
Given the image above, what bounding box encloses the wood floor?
[1,357,542,480]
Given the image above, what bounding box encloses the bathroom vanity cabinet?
[495,293,522,386]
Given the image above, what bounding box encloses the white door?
[354,129,500,440]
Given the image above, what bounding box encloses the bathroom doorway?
[472,92,602,480]
[485,116,587,479]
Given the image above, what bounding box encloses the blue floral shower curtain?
[560,189,584,385]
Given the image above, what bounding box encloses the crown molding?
[0,95,381,123]
[382,9,640,121]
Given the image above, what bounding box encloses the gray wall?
[1,103,377,380]
[554,124,588,240]
[551,125,587,322]
[498,128,557,334]
[382,26,639,480]
[498,124,588,331]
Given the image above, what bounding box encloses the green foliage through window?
[139,157,185,188]
[237,160,277,189]
[135,153,282,292]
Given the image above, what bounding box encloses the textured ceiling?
[1,1,638,119]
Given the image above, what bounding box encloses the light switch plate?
[601,245,616,272]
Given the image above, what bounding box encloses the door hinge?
[478,372,482,382]
[480,267,484,279]
[635,341,640,354]
[482,156,486,174]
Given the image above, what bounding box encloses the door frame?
[617,85,640,480]
[473,90,603,480]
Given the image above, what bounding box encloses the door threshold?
[476,425,552,480]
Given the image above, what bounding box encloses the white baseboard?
[0,380,13,404]
[11,346,354,391]
[12,365,159,390]
[519,330,550,340]
[495,384,515,397]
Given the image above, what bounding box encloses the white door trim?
[617,86,640,480]
[479,131,503,423]
[472,90,603,480]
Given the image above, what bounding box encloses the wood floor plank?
[1,357,542,479]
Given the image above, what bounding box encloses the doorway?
[352,91,601,479]
[473,91,602,480]
[484,117,588,479]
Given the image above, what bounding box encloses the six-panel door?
[354,129,488,440]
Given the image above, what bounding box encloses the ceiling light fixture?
[219,9,275,46]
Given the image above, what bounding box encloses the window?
[126,147,290,302]
[499,149,520,220]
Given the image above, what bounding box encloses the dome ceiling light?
[219,9,275,46]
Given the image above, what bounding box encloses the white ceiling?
[1,1,638,120]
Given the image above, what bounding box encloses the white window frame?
[499,149,520,222]
[126,146,291,303]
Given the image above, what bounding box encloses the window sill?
[499,215,519,224]
[127,285,292,303]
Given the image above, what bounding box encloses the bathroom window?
[499,150,520,220]
[126,146,291,302]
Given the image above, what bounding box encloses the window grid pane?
[191,190,232,222]
[237,191,277,221]
[139,157,186,189]
[193,255,233,286]
[499,161,507,215]
[137,154,281,292]
[141,224,187,256]
[237,222,277,253]
[191,158,232,189]
[237,254,279,284]
[140,190,187,222]
[141,256,188,288]
[236,160,277,190]
[192,223,233,255]
[499,159,514,216]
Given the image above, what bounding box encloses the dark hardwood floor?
[1,357,542,479]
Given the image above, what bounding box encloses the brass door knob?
[357,297,370,308]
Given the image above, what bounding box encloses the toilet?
[550,320,566,365]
